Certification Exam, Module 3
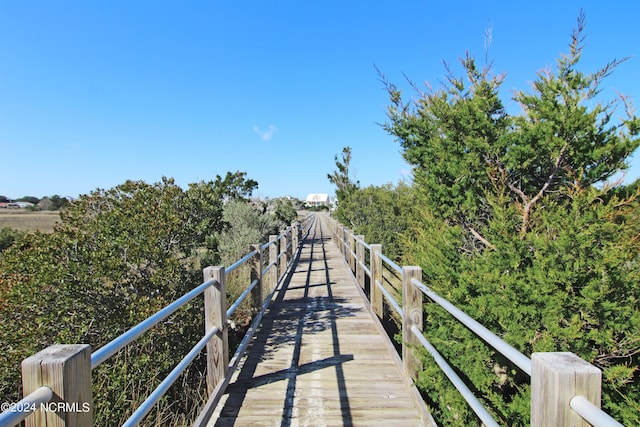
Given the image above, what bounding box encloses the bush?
[0,177,271,425]
[0,227,23,253]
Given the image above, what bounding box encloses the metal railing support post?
[402,266,423,381]
[203,266,228,396]
[22,344,93,427]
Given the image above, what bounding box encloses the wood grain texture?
[402,266,423,381]
[22,344,93,427]
[204,266,229,396]
[531,352,602,427]
[208,214,434,426]
[370,244,383,320]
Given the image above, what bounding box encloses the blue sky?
[1,1,639,200]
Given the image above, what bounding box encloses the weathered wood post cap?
[22,344,93,426]
[531,352,601,427]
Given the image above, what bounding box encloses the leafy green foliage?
[338,183,416,260]
[304,204,329,212]
[376,14,640,426]
[16,196,40,205]
[213,170,258,202]
[0,227,24,253]
[0,178,211,424]
[327,146,416,260]
[271,197,298,227]
[327,146,359,221]
[215,201,280,266]
[0,173,277,425]
[37,195,70,211]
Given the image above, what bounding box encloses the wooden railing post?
[347,231,355,273]
[531,352,602,427]
[292,222,299,252]
[203,266,228,396]
[370,244,383,318]
[250,244,262,311]
[342,228,348,262]
[279,232,288,279]
[355,235,365,289]
[22,344,93,427]
[402,266,423,381]
[269,235,278,290]
[286,226,292,260]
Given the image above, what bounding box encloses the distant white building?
[13,202,34,208]
[305,193,330,207]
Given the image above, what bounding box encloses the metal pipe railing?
[375,279,403,319]
[227,278,259,318]
[360,261,371,278]
[411,277,532,376]
[570,396,624,427]
[261,240,275,251]
[127,220,304,426]
[226,249,259,274]
[91,278,217,369]
[121,326,219,427]
[0,386,53,427]
[228,279,280,373]
[262,261,277,276]
[411,325,500,427]
[378,253,402,274]
[323,216,627,427]
[2,217,306,427]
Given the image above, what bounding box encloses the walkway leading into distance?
[208,214,435,427]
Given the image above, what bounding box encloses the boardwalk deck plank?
[208,214,435,427]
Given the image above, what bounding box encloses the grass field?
[0,210,61,232]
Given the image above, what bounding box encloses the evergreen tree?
[327,146,360,226]
[383,13,640,425]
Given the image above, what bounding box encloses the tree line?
[329,14,639,426]
[0,195,70,210]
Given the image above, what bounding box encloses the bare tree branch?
[467,225,497,251]
[519,144,568,236]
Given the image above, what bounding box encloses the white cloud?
[253,125,278,141]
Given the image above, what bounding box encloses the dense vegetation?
[0,172,298,425]
[330,15,640,426]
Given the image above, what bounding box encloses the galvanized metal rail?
[0,215,314,427]
[329,216,625,427]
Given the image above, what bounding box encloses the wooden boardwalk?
[209,214,434,426]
